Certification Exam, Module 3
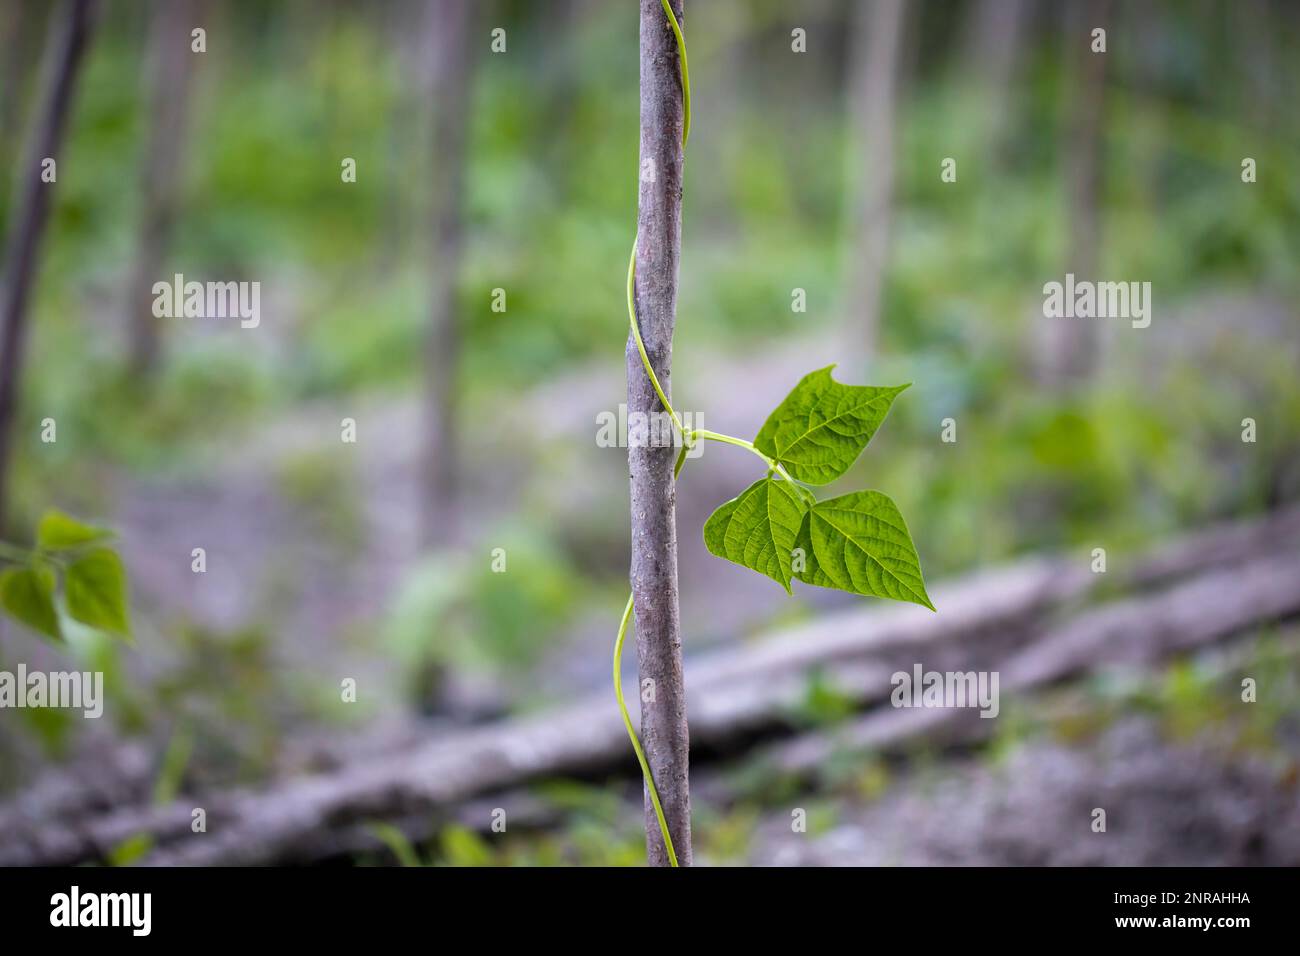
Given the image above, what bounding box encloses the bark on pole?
[0,0,96,531]
[628,0,691,867]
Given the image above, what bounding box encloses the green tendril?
[613,592,679,867]
[627,239,684,438]
[661,0,690,146]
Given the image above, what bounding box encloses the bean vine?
[618,0,934,868]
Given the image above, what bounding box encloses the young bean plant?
[617,1,934,867]
[0,510,131,643]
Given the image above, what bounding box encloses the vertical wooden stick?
[628,0,691,867]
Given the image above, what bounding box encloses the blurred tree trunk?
[127,0,202,377]
[1124,0,1168,220]
[379,0,431,274]
[539,0,581,190]
[1039,0,1110,386]
[628,0,691,868]
[962,0,1029,166]
[420,0,473,548]
[1236,0,1278,129]
[0,0,97,531]
[0,1,40,193]
[844,0,906,365]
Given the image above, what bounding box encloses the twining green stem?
[616,436,689,868]
[627,240,687,441]
[616,0,693,869]
[689,430,817,505]
[612,592,679,868]
[674,443,689,479]
[662,0,690,146]
[689,428,765,459]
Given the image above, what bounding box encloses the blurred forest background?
[0,0,1298,866]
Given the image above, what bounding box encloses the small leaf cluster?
[704,366,934,610]
[0,510,131,642]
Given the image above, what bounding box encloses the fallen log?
[766,550,1300,772]
[331,571,1300,864]
[1,555,1070,865]
[1,506,1297,865]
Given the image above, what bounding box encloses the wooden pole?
[628,0,691,866]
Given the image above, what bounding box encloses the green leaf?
[366,822,424,867]
[0,566,62,640]
[107,834,155,867]
[37,509,112,551]
[754,366,908,485]
[65,547,130,638]
[793,490,935,610]
[440,824,494,867]
[703,477,807,593]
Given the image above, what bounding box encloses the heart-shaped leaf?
[0,566,62,641]
[754,366,908,485]
[703,477,807,593]
[65,547,131,638]
[794,490,934,610]
[37,509,113,551]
